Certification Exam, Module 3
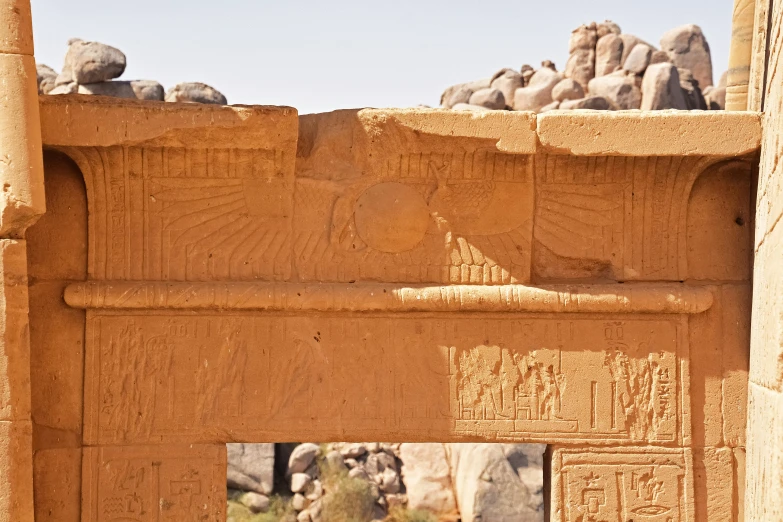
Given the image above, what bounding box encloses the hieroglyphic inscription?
[81,444,226,522]
[533,155,721,281]
[551,447,693,522]
[84,315,685,445]
[293,152,534,284]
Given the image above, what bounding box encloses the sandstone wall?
[746,0,783,519]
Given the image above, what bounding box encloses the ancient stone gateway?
[22,98,760,521]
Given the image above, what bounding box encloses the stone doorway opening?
[226,442,548,522]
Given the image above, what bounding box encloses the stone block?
[81,444,226,522]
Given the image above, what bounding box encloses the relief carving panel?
[81,444,226,522]
[551,447,694,522]
[83,314,687,446]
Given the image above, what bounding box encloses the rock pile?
[440,22,726,112]
[36,38,227,104]
[227,442,546,522]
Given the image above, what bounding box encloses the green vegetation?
[384,507,437,522]
[319,456,376,522]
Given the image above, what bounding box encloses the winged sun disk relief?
[330,179,533,253]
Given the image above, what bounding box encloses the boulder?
[539,100,561,112]
[588,70,642,110]
[238,492,270,514]
[504,444,547,513]
[379,468,401,494]
[227,443,275,495]
[706,70,727,109]
[451,103,490,112]
[551,78,584,102]
[291,473,312,493]
[490,70,523,105]
[597,20,622,38]
[541,59,557,71]
[305,479,324,501]
[324,450,346,473]
[292,493,306,511]
[36,64,57,94]
[660,24,713,88]
[165,82,227,104]
[569,22,598,53]
[678,68,708,110]
[641,63,689,110]
[62,40,127,84]
[48,83,77,95]
[623,43,653,74]
[399,443,457,515]
[566,23,598,89]
[513,67,563,112]
[77,80,165,101]
[447,444,540,522]
[620,34,656,65]
[340,443,367,459]
[468,88,506,110]
[441,79,491,108]
[445,85,474,108]
[131,80,165,100]
[595,34,624,76]
[565,49,596,90]
[649,50,671,65]
[288,443,320,475]
[520,64,535,86]
[560,96,613,110]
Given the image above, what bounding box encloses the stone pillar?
[747,1,783,519]
[726,0,756,110]
[0,0,45,520]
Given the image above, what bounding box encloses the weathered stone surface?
[623,43,653,74]
[47,83,77,95]
[451,103,490,112]
[706,70,727,110]
[595,34,623,76]
[620,34,655,65]
[165,81,227,104]
[291,472,312,493]
[679,68,708,110]
[565,49,595,90]
[289,443,320,475]
[36,64,56,94]
[63,40,126,84]
[239,492,270,514]
[641,62,689,110]
[399,444,457,515]
[649,49,672,65]
[559,95,612,110]
[588,70,642,109]
[490,70,523,107]
[568,22,598,52]
[77,80,164,101]
[448,444,539,522]
[597,20,621,38]
[551,78,584,102]
[661,24,713,88]
[441,78,490,108]
[468,88,505,110]
[512,67,562,111]
[227,443,274,495]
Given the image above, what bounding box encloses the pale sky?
[31,0,733,114]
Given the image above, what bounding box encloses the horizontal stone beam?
[38,97,761,158]
[537,110,761,156]
[64,281,713,314]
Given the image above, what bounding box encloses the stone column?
[726,0,756,110]
[0,0,45,520]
